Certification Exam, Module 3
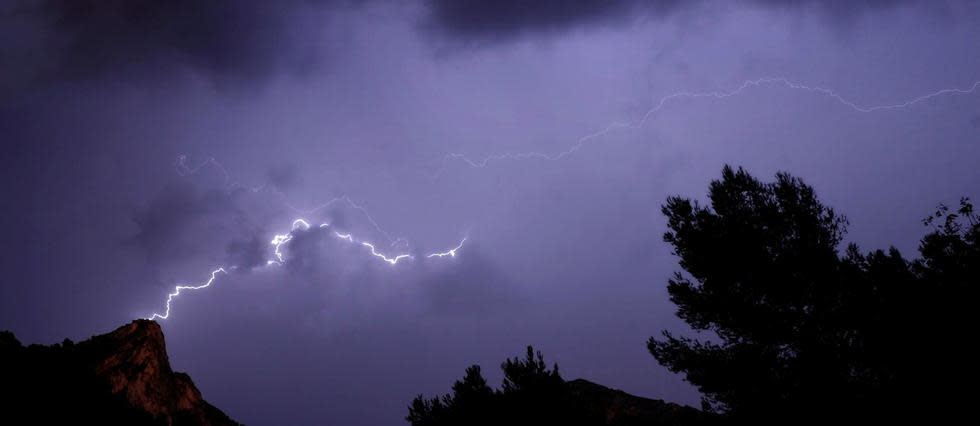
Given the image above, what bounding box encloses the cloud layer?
[0,0,950,95]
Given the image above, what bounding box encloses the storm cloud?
[1,0,355,92]
[1,1,978,425]
[130,182,252,264]
[420,0,947,43]
[1,0,954,95]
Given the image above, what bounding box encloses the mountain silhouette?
[0,319,239,426]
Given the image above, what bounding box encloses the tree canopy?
[649,165,977,423]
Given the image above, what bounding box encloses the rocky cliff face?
[0,320,239,426]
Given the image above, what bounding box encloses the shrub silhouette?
[407,346,599,426]
[649,165,977,423]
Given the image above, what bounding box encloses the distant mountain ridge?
[0,319,239,426]
[566,379,710,425]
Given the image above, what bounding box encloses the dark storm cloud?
[421,0,679,42]
[130,182,254,264]
[753,0,923,15]
[0,0,948,94]
[421,0,939,42]
[0,0,355,90]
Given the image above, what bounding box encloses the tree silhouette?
[407,365,492,426]
[407,346,600,426]
[649,166,977,423]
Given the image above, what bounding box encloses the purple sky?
[2,1,979,425]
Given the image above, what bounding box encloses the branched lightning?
[153,76,978,320]
[146,217,467,320]
[145,158,467,320]
[441,77,980,169]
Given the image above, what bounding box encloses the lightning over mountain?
[145,157,467,321]
[150,74,979,321]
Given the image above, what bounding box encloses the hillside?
[0,320,240,426]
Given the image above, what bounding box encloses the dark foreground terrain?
[0,320,239,426]
[1,320,707,425]
[407,345,711,426]
[565,379,710,425]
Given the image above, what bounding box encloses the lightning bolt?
[146,219,467,320]
[152,76,978,320]
[441,77,980,169]
[145,158,467,320]
[147,268,228,320]
[426,237,466,258]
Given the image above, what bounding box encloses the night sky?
[2,1,978,425]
